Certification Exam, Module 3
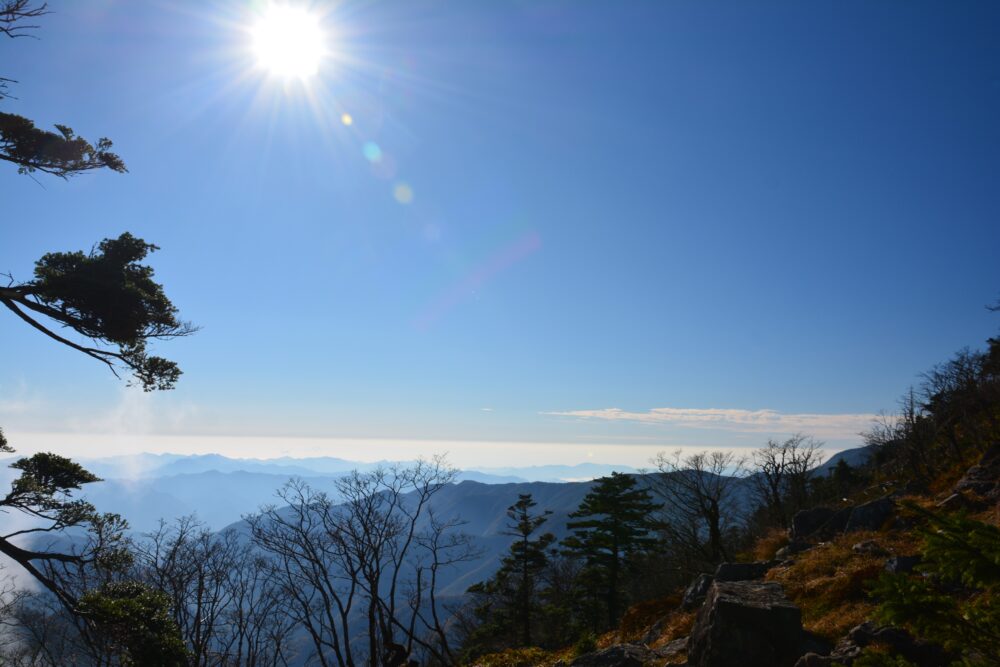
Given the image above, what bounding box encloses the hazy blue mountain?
[476,462,640,482]
[811,445,875,477]
[4,448,871,534]
[71,463,526,532]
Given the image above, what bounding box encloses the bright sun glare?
[252,5,324,79]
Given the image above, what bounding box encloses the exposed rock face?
[790,507,836,540]
[714,561,776,582]
[569,643,656,667]
[680,573,714,610]
[848,621,952,667]
[795,650,858,667]
[851,540,888,556]
[687,581,804,667]
[953,448,1000,500]
[791,505,852,540]
[775,539,811,559]
[654,637,688,664]
[844,496,894,532]
[796,622,952,667]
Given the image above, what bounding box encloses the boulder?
[570,644,656,667]
[794,654,841,667]
[953,456,1000,499]
[791,506,853,540]
[790,507,835,540]
[775,539,811,559]
[847,622,952,667]
[851,540,888,557]
[687,581,804,667]
[653,637,687,663]
[844,496,895,532]
[884,555,922,574]
[713,561,776,582]
[680,573,714,610]
[794,634,864,667]
[799,630,833,657]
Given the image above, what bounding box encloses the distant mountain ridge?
[0,446,871,533]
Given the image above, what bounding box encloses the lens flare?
[393,183,414,204]
[363,141,383,163]
[340,112,353,126]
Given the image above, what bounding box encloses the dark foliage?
[1,233,196,390]
[463,494,556,658]
[562,472,663,630]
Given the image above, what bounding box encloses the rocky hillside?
[466,333,1000,667]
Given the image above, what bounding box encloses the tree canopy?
[562,472,663,629]
[2,2,126,178]
[0,233,196,390]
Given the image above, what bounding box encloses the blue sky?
[1,1,998,466]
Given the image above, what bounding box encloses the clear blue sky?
[2,1,998,466]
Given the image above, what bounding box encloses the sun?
[251,5,325,79]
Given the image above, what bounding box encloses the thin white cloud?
[542,407,877,439]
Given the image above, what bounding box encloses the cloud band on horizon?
[542,406,878,439]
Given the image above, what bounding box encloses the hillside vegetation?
[463,329,1000,667]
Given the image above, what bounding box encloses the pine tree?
[464,494,555,656]
[869,506,1000,665]
[561,473,663,629]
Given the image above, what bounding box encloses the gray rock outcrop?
[844,496,894,532]
[570,643,656,667]
[687,581,804,667]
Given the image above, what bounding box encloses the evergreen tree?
[561,473,663,630]
[868,506,1000,666]
[464,494,555,656]
[503,494,556,646]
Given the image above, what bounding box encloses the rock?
[653,637,687,663]
[884,555,922,574]
[687,581,803,667]
[794,645,861,667]
[851,540,888,556]
[799,630,833,657]
[953,456,1000,499]
[640,616,667,645]
[847,622,952,667]
[570,644,656,667]
[790,507,835,540]
[791,506,853,540]
[794,654,840,667]
[775,540,811,559]
[794,632,866,666]
[953,466,997,495]
[844,496,895,532]
[680,573,715,611]
[713,561,776,582]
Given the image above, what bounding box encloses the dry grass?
[753,526,790,561]
[647,610,696,648]
[766,529,921,640]
[617,593,682,642]
[471,647,553,667]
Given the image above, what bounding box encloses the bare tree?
[129,517,295,667]
[651,450,747,572]
[248,458,478,667]
[750,434,823,528]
